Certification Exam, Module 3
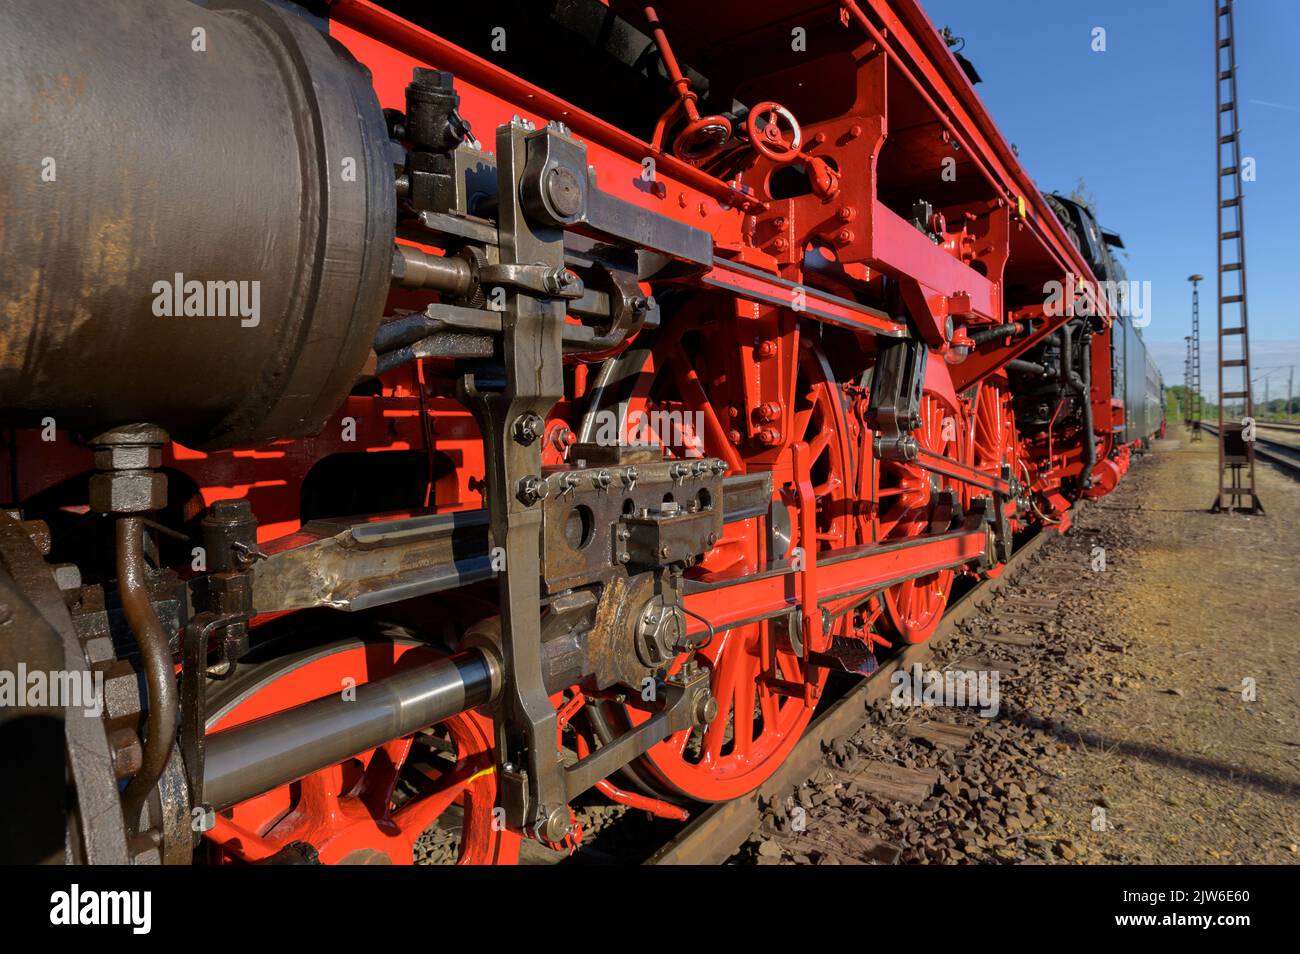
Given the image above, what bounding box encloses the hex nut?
[102,661,142,727]
[89,471,167,513]
[92,445,162,471]
[51,563,82,593]
[108,727,143,780]
[81,635,117,666]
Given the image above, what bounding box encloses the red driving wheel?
[876,391,964,643]
[588,315,855,801]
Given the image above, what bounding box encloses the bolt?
[512,413,544,446]
[550,426,575,450]
[623,466,638,489]
[516,475,549,506]
[757,340,778,359]
[756,402,781,423]
[836,229,855,246]
[758,427,782,446]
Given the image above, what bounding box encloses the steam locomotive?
[0,0,1162,864]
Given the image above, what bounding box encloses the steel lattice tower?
[1210,0,1262,513]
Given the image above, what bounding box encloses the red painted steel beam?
[700,257,908,337]
[682,529,986,637]
[844,0,1103,292]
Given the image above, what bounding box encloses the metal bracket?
[867,338,928,460]
[562,664,713,798]
[457,118,570,842]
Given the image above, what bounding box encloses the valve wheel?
[202,634,518,865]
[584,312,855,801]
[672,113,733,163]
[745,101,803,163]
[876,390,963,643]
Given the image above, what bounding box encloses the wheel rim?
[877,391,961,643]
[590,314,855,801]
[204,638,518,865]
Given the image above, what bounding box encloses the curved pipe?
[1005,358,1047,376]
[117,517,179,831]
[969,322,1024,347]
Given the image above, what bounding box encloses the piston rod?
[202,649,499,810]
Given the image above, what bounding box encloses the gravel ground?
[733,431,1300,864]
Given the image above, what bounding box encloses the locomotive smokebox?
[0,0,396,449]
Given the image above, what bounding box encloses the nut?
[89,471,167,513]
[51,563,82,593]
[91,445,162,471]
[516,475,549,506]
[108,727,143,780]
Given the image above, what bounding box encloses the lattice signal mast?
[1210,0,1262,513]
[1187,274,1203,440]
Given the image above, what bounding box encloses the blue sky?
[919,0,1300,400]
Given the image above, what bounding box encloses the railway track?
[647,518,1069,865]
[1201,422,1300,480]
[1256,420,1300,432]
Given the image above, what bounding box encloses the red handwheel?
[746,101,803,163]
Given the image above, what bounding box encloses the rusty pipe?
[117,517,179,831]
